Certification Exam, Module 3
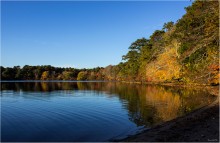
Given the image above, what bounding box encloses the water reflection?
[1,82,215,126]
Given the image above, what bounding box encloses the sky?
[1,1,192,69]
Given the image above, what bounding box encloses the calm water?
[1,81,216,142]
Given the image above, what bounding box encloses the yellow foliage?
[146,41,181,82]
[41,71,49,80]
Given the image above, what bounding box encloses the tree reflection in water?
[1,81,216,127]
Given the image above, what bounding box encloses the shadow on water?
[1,81,216,141]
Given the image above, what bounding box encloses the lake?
[1,81,216,142]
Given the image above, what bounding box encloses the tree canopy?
[1,1,219,85]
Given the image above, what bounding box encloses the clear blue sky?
[1,1,192,69]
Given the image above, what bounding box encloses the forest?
[1,1,219,85]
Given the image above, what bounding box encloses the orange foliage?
[208,64,219,85]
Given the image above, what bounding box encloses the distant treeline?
[1,1,219,85]
[1,65,115,81]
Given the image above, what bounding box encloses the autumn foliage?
[208,64,220,85]
[1,1,219,85]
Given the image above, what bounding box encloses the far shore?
[1,79,219,86]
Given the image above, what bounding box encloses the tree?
[163,21,174,32]
[1,67,16,80]
[41,71,50,80]
[22,65,35,80]
[150,30,165,43]
[77,71,87,80]
[62,71,75,80]
[1,66,5,80]
[33,68,42,80]
[122,38,148,80]
[14,66,23,80]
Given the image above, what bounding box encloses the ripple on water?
[1,82,216,142]
[1,91,141,141]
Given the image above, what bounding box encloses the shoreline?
[118,88,219,142]
[2,81,219,142]
[120,80,218,87]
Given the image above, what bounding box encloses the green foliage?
[1,1,218,85]
[121,38,149,80]
[62,71,75,80]
[163,21,174,32]
[178,43,191,54]
[150,30,165,43]
[170,0,219,84]
[1,67,16,80]
[183,47,207,70]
